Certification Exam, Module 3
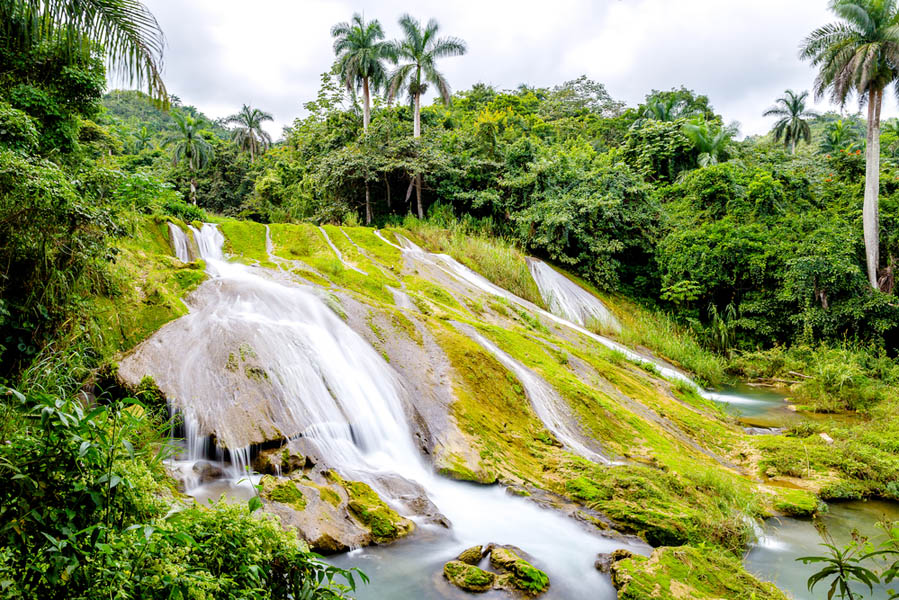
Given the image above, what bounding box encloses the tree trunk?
[362,77,371,133]
[413,92,423,217]
[404,177,415,207]
[413,92,421,138]
[864,88,883,289]
[190,178,197,205]
[365,181,372,225]
[416,173,423,219]
[385,176,391,208]
[791,138,796,155]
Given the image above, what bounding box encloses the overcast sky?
[139,0,899,139]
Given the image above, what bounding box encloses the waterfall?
[463,327,612,464]
[527,258,620,333]
[168,222,192,262]
[146,223,643,600]
[387,231,747,405]
[319,226,365,274]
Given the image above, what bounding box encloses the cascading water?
[150,223,645,600]
[527,258,620,332]
[461,327,611,465]
[168,222,192,262]
[319,226,365,274]
[392,233,759,408]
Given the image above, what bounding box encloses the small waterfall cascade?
[168,222,193,262]
[319,226,365,274]
[151,223,642,599]
[387,232,754,406]
[527,258,620,333]
[463,328,612,464]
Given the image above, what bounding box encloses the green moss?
[219,220,269,264]
[319,487,341,507]
[489,547,549,594]
[406,276,462,310]
[771,487,820,517]
[611,546,787,600]
[261,477,307,511]
[326,472,412,543]
[443,560,495,592]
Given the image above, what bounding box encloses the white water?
[168,224,641,599]
[168,222,192,262]
[319,226,365,274]
[387,232,755,408]
[464,328,612,464]
[528,259,620,333]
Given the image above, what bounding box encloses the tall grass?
[607,296,727,386]
[397,216,545,308]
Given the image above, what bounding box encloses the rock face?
[260,470,414,554]
[443,543,549,596]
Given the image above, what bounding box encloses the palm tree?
[387,14,466,218]
[763,90,819,154]
[1,0,167,105]
[331,13,392,133]
[134,125,153,152]
[225,105,273,162]
[820,119,863,153]
[801,0,899,289]
[683,120,734,166]
[166,112,213,204]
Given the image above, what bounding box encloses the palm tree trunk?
[413,91,423,217]
[190,178,197,205]
[864,88,882,289]
[363,77,371,133]
[791,138,796,155]
[365,181,372,225]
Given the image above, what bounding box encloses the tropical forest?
[3,0,899,598]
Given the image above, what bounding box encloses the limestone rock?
[819,432,834,445]
[443,560,495,593]
[457,545,484,565]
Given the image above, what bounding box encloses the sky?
[138,0,899,140]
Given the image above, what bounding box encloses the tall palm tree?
[331,13,392,133]
[801,0,899,289]
[1,0,167,105]
[683,120,734,167]
[225,105,273,162]
[387,14,466,218]
[763,89,819,154]
[166,112,213,204]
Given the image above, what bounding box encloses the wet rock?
[253,446,306,475]
[595,553,613,573]
[819,432,834,445]
[744,426,784,436]
[373,472,450,527]
[443,560,495,593]
[192,460,224,483]
[486,544,550,595]
[326,471,415,544]
[457,545,485,565]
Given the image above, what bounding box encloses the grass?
[391,219,545,308]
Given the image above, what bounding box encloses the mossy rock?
[444,560,495,593]
[326,471,414,543]
[457,545,484,565]
[488,546,549,595]
[610,545,788,599]
[260,476,306,511]
[771,487,820,517]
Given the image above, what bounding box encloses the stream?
[154,225,896,599]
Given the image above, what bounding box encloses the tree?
[763,89,819,153]
[0,0,167,105]
[166,112,213,203]
[133,125,152,151]
[225,104,273,162]
[683,120,735,166]
[331,13,393,133]
[387,14,466,218]
[801,0,899,289]
[820,119,863,154]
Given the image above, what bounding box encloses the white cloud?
[140,0,899,139]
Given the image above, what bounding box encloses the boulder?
[457,545,485,565]
[819,432,834,445]
[192,460,224,483]
[443,560,496,593]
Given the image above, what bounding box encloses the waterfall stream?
[155,223,645,600]
[526,258,620,333]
